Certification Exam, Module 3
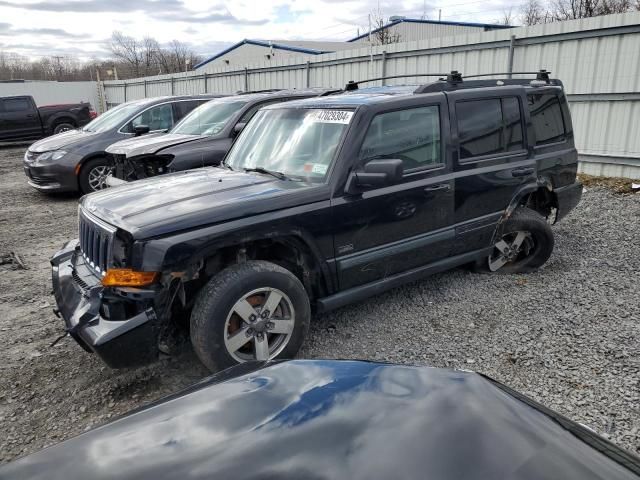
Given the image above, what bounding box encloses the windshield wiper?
[244,167,289,181]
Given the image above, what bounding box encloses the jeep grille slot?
[78,208,117,276]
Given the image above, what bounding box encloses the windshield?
[82,102,145,133]
[171,99,248,136]
[226,108,352,182]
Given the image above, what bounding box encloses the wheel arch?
[76,152,110,189]
[47,114,77,131]
[505,177,558,221]
[146,229,335,304]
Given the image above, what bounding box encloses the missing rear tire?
[475,207,554,274]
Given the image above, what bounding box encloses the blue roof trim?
[194,39,335,69]
[347,18,512,42]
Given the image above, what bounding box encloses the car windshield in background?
[82,102,144,133]
[226,108,353,182]
[171,99,248,136]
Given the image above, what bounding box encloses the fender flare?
[46,114,77,132]
[138,227,337,296]
[504,177,554,218]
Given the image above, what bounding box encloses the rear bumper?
[554,181,583,222]
[50,240,160,368]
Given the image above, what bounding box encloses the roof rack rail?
[345,72,458,91]
[235,89,284,95]
[463,70,551,83]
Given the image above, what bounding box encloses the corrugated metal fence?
[49,13,640,177]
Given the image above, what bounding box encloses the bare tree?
[367,11,402,45]
[520,0,551,24]
[549,0,633,19]
[110,31,144,77]
[499,7,515,25]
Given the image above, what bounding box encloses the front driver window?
[359,106,441,171]
[124,104,173,132]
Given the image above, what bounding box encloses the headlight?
[37,150,68,162]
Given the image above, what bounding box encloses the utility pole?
[52,55,63,81]
[368,13,373,66]
[438,9,442,21]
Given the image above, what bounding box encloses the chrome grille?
[78,208,116,276]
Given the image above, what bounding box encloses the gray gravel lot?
[0,145,638,463]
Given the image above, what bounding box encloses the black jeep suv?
[51,71,582,372]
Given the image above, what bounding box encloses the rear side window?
[173,100,205,122]
[238,98,291,124]
[456,97,524,160]
[359,106,441,171]
[528,93,566,145]
[3,98,30,112]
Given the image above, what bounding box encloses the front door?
[331,101,454,291]
[0,97,41,140]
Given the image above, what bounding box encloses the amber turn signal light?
[102,268,159,287]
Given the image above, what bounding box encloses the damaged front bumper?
[51,240,160,368]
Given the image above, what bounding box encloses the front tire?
[190,261,310,372]
[475,207,554,274]
[79,157,112,194]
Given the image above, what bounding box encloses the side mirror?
[232,122,246,137]
[134,125,150,136]
[349,159,403,192]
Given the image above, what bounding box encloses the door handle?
[511,167,534,177]
[424,183,450,192]
[26,114,35,118]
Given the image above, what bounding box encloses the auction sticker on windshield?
[309,110,353,124]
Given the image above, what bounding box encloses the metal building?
[348,18,513,45]
[194,40,356,73]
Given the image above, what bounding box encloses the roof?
[194,39,352,70]
[348,17,513,42]
[267,85,419,108]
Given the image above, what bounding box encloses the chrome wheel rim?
[223,287,295,363]
[87,165,112,191]
[488,230,534,271]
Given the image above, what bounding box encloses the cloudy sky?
[0,0,515,61]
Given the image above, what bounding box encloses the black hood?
[1,360,637,480]
[81,167,327,238]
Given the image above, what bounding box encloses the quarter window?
[456,97,525,160]
[359,106,441,171]
[528,93,566,145]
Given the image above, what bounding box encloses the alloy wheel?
[488,230,535,272]
[87,165,113,191]
[223,287,295,362]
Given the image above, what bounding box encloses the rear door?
[331,97,455,290]
[0,97,42,140]
[446,87,532,255]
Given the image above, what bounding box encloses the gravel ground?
[0,144,638,463]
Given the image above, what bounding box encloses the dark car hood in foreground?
[82,167,327,238]
[1,360,637,480]
[105,133,202,157]
[28,129,99,153]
